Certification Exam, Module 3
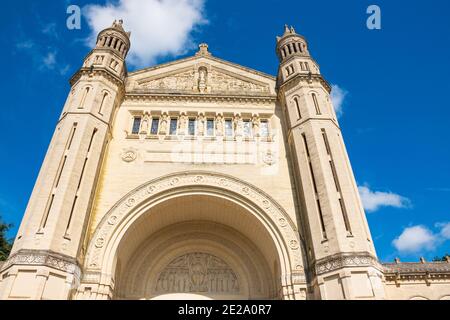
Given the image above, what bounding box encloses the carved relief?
[155,253,239,294]
[139,70,195,91]
[208,70,270,94]
[122,149,137,163]
[1,250,80,276]
[262,150,277,166]
[134,68,270,95]
[315,253,381,276]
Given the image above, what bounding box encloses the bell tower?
[276,25,386,299]
[0,20,130,300]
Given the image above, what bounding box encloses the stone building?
[0,21,449,300]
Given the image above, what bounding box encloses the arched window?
[312,93,321,115]
[294,97,302,119]
[98,92,108,115]
[79,87,90,109]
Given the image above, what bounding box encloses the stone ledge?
[0,249,81,278]
[313,252,382,276]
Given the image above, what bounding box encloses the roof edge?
[127,54,276,82]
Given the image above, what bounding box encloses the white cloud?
[42,52,57,69]
[358,185,410,212]
[436,222,450,239]
[59,64,72,76]
[392,222,450,254]
[42,23,58,38]
[84,0,207,67]
[392,225,437,253]
[330,84,348,118]
[16,40,35,50]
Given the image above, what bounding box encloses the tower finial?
[284,24,290,34]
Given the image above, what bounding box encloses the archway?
[78,172,307,300]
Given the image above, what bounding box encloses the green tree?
[0,217,12,261]
[433,254,450,262]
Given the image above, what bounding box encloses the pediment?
[126,55,276,96]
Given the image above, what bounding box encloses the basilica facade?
[0,21,449,300]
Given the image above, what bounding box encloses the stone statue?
[179,114,188,134]
[140,114,149,134]
[197,114,205,136]
[252,116,260,137]
[215,114,224,136]
[198,67,207,93]
[234,115,243,137]
[159,114,168,135]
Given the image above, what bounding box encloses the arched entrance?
[77,172,307,300]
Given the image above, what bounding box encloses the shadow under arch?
[78,171,307,300]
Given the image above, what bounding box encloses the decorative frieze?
[314,252,381,276]
[1,250,81,277]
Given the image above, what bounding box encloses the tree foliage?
[433,254,450,262]
[0,217,12,261]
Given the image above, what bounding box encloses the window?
[294,97,302,119]
[206,119,214,136]
[225,119,233,137]
[260,120,269,137]
[286,65,294,76]
[243,120,252,138]
[79,87,90,109]
[98,92,108,114]
[188,118,196,136]
[150,118,159,135]
[312,93,321,115]
[132,117,141,134]
[169,118,178,135]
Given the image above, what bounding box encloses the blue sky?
[0,0,449,262]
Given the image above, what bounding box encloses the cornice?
[124,92,277,105]
[70,67,126,90]
[128,55,276,82]
[1,249,81,277]
[312,252,382,276]
[277,73,332,94]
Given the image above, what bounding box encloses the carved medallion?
[262,150,277,166]
[122,149,137,163]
